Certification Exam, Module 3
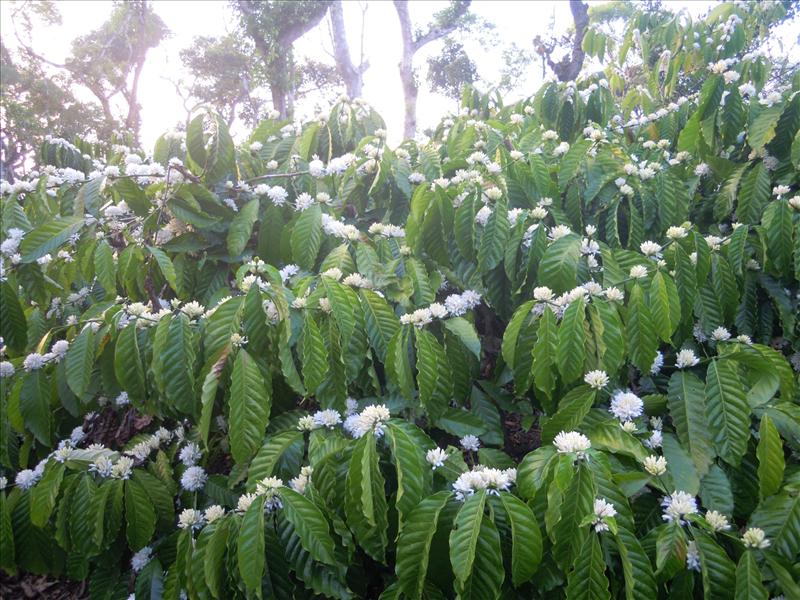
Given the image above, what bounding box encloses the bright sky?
[5,0,795,151]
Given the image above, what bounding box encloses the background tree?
[328,0,369,99]
[9,0,167,143]
[179,34,265,127]
[0,42,102,179]
[426,39,477,103]
[234,0,334,119]
[393,0,474,138]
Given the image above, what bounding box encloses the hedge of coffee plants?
[1,3,799,599]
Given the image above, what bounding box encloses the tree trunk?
[394,1,417,140]
[554,0,589,82]
[330,0,366,99]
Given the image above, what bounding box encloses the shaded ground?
[0,573,88,599]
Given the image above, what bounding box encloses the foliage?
[1,2,799,599]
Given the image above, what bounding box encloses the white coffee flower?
[553,431,591,457]
[350,404,391,438]
[426,448,448,469]
[705,510,730,532]
[645,430,663,449]
[666,226,688,239]
[675,349,700,369]
[643,455,667,476]
[650,351,664,375]
[772,185,791,197]
[177,508,205,530]
[15,469,41,489]
[236,493,258,513]
[591,498,617,532]
[710,326,730,341]
[312,409,342,429]
[460,435,481,452]
[0,361,14,378]
[630,265,648,279]
[742,527,770,549]
[686,541,701,571]
[533,287,554,302]
[131,546,153,572]
[584,370,609,389]
[23,353,46,371]
[604,287,624,301]
[610,390,643,421]
[204,505,226,523]
[112,457,135,480]
[640,241,662,257]
[297,415,316,431]
[661,490,697,524]
[179,442,202,467]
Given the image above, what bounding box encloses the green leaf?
[449,491,487,591]
[626,283,657,374]
[517,446,557,499]
[414,329,453,421]
[360,289,399,363]
[655,522,687,581]
[558,139,592,191]
[531,305,558,400]
[247,430,304,489]
[386,421,429,530]
[94,240,117,296]
[748,102,784,152]
[694,530,737,600]
[238,495,265,593]
[395,491,451,599]
[146,245,179,294]
[442,317,481,359]
[458,515,504,600]
[538,234,582,294]
[345,433,388,562]
[565,533,610,600]
[229,349,271,465]
[21,371,51,445]
[499,493,542,587]
[30,462,65,528]
[301,312,328,395]
[763,199,793,276]
[556,296,586,384]
[0,280,27,354]
[614,526,657,600]
[553,462,596,570]
[668,372,715,477]
[387,328,415,401]
[748,492,800,560]
[162,314,197,415]
[477,199,509,271]
[227,198,259,256]
[756,415,784,499]
[291,205,323,270]
[541,385,595,444]
[281,487,337,566]
[648,271,674,343]
[65,325,94,398]
[20,216,83,263]
[125,479,156,551]
[115,325,146,402]
[734,551,767,600]
[203,520,230,599]
[705,359,750,466]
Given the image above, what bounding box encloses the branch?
[412,0,471,52]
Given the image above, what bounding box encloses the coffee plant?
[1,3,799,599]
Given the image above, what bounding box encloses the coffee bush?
[1,4,798,599]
